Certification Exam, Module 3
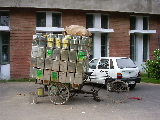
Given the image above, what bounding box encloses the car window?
[98,59,109,69]
[89,59,99,69]
[116,58,137,69]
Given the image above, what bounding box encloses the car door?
[95,58,110,84]
[88,58,99,83]
[95,58,117,83]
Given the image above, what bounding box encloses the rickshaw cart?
[30,26,129,105]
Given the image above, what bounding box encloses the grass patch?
[141,74,160,84]
[0,78,36,83]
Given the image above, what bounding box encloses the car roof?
[93,57,128,59]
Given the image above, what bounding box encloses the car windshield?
[89,59,99,69]
[116,58,137,69]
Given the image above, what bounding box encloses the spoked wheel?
[48,83,69,105]
[106,80,129,103]
[69,88,76,98]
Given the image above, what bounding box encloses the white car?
[87,57,141,89]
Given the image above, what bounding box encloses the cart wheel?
[106,80,129,103]
[49,83,69,105]
[69,88,76,98]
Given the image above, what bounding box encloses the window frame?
[0,32,10,65]
[101,33,108,57]
[52,12,62,27]
[143,34,149,61]
[89,33,94,60]
[0,11,9,26]
[130,16,136,30]
[130,34,136,62]
[36,12,46,27]
[143,16,149,30]
[86,13,94,29]
[101,14,109,29]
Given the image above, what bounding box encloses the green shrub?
[143,49,160,79]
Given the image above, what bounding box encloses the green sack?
[36,69,43,78]
[47,49,53,57]
[78,51,85,60]
[52,72,58,81]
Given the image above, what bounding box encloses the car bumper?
[116,77,141,84]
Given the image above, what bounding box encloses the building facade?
[0,0,160,79]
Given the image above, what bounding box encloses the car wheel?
[128,83,136,89]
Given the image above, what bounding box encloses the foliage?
[141,74,160,84]
[143,49,160,79]
[0,78,36,83]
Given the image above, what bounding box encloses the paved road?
[0,82,160,120]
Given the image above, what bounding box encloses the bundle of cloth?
[64,25,92,37]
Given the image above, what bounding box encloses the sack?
[64,25,91,36]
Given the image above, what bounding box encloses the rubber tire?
[128,83,136,89]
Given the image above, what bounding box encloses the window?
[0,32,10,64]
[130,16,149,30]
[89,58,99,69]
[130,16,136,30]
[101,33,108,57]
[89,33,94,60]
[101,14,108,29]
[86,14,94,28]
[0,11,9,26]
[98,59,109,69]
[143,17,149,30]
[52,13,61,27]
[130,34,136,61]
[116,58,136,69]
[143,34,149,61]
[36,12,46,27]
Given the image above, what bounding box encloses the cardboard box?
[31,46,38,57]
[30,67,36,78]
[39,36,46,46]
[52,60,60,71]
[60,61,68,72]
[68,61,76,72]
[43,69,51,81]
[37,58,44,69]
[76,62,84,73]
[59,72,66,83]
[74,73,83,84]
[30,57,37,67]
[69,50,77,62]
[47,34,54,47]
[61,50,69,61]
[66,72,74,84]
[45,58,52,70]
[62,37,69,49]
[52,49,60,60]
[70,36,78,50]
[37,47,45,58]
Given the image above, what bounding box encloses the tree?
[143,49,160,79]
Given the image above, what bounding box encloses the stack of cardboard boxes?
[30,32,91,89]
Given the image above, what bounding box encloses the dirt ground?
[0,82,160,120]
